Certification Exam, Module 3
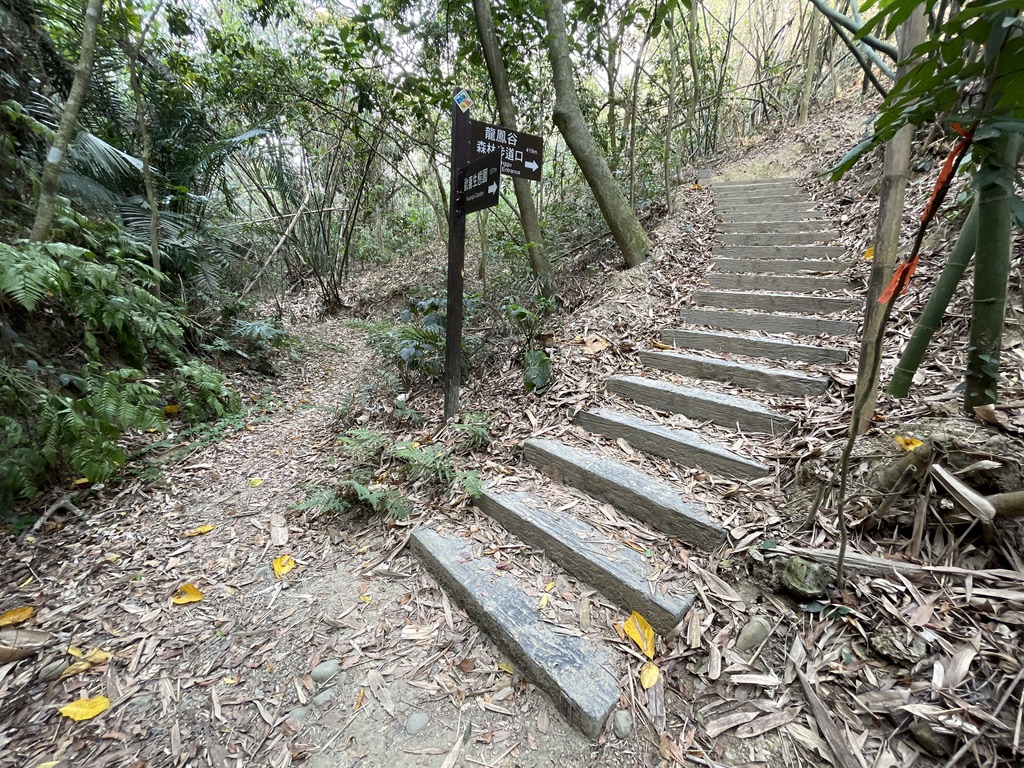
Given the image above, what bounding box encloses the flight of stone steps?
[409,176,861,738]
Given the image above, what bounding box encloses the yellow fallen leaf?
[497,660,514,675]
[581,334,610,355]
[358,594,371,604]
[72,477,90,485]
[163,404,179,414]
[171,584,203,605]
[640,662,660,689]
[0,606,34,627]
[651,340,673,350]
[539,593,549,609]
[545,582,555,592]
[624,611,656,659]
[59,695,110,721]
[185,524,215,537]
[273,555,295,578]
[67,646,84,658]
[61,648,112,679]
[864,246,875,261]
[894,435,924,451]
[353,687,365,710]
[248,477,263,487]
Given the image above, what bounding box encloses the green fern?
[170,360,241,423]
[450,412,491,452]
[0,241,74,311]
[339,428,391,470]
[390,442,453,484]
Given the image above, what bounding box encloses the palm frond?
[69,131,144,192]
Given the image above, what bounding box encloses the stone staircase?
[409,176,860,738]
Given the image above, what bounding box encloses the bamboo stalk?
[888,204,978,397]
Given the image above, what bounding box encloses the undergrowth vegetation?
[0,213,246,510]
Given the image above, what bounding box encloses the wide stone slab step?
[638,349,828,397]
[706,273,852,293]
[693,290,861,315]
[411,528,619,738]
[679,307,858,336]
[476,487,694,634]
[606,375,795,434]
[574,406,769,479]
[720,209,825,223]
[712,257,845,274]
[718,220,834,234]
[713,178,797,188]
[523,438,727,550]
[715,192,808,205]
[719,232,840,246]
[660,328,848,364]
[714,245,846,259]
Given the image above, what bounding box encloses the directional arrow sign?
[469,120,543,182]
[460,150,501,214]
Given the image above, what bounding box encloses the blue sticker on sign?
[455,89,472,113]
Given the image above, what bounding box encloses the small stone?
[781,556,830,599]
[909,720,955,756]
[286,706,309,722]
[612,709,632,739]
[406,711,429,735]
[311,659,341,684]
[311,688,337,707]
[735,616,773,653]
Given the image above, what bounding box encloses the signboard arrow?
[469,119,544,182]
[460,149,501,214]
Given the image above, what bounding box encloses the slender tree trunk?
[30,0,104,242]
[472,0,553,294]
[685,0,701,159]
[126,0,164,297]
[850,7,925,434]
[664,15,677,214]
[627,30,652,207]
[964,133,1023,412]
[888,205,978,397]
[798,12,820,124]
[543,0,650,268]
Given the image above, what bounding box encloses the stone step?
[720,209,825,223]
[638,349,829,397]
[712,257,845,274]
[715,193,808,205]
[523,438,727,550]
[714,177,797,188]
[679,307,858,336]
[717,202,822,214]
[693,289,860,315]
[719,232,840,246]
[606,375,795,434]
[714,245,846,259]
[660,328,848,365]
[575,406,769,479]
[706,273,852,293]
[411,528,619,738]
[718,220,834,234]
[475,487,694,634]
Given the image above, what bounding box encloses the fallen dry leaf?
[184,524,214,537]
[624,611,656,659]
[171,584,203,605]
[640,662,660,689]
[0,628,52,663]
[0,606,34,627]
[273,555,295,578]
[894,435,924,451]
[58,695,110,721]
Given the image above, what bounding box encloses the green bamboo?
[964,134,1023,412]
[887,203,978,397]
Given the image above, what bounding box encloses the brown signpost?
[445,91,543,420]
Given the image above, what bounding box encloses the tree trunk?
[685,0,701,159]
[126,0,165,297]
[543,0,650,268]
[964,133,1023,412]
[472,0,553,294]
[888,204,978,397]
[626,29,652,207]
[30,0,104,242]
[798,12,820,124]
[664,14,677,214]
[850,6,925,434]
